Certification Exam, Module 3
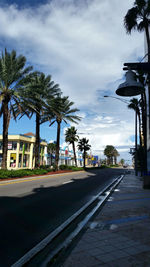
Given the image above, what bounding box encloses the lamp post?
[116,62,150,187]
[104,95,138,175]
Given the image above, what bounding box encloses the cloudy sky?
[0,0,145,163]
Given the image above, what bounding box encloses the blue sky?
[0,0,145,163]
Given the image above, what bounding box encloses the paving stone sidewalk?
[62,171,150,266]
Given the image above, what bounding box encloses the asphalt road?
[0,168,125,266]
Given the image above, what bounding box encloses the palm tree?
[120,158,125,167]
[78,138,91,168]
[0,49,33,169]
[128,98,142,147]
[113,148,120,165]
[124,0,150,116]
[41,96,81,170]
[124,0,150,62]
[104,145,115,165]
[47,142,56,165]
[128,97,147,174]
[18,72,60,168]
[65,126,79,167]
[135,71,147,172]
[139,93,147,173]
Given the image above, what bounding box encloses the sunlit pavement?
[62,171,150,266]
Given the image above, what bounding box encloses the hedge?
[0,166,84,179]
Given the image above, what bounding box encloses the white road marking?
[62,180,73,184]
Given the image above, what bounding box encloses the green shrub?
[45,168,53,172]
[0,168,48,179]
[32,169,48,175]
[59,164,68,170]
[39,165,52,169]
[71,167,83,171]
[0,165,83,179]
[0,170,11,179]
[109,164,119,168]
[59,165,83,171]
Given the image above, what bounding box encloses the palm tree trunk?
[72,142,77,167]
[51,151,53,166]
[55,121,60,170]
[141,93,147,173]
[83,151,86,168]
[145,26,150,173]
[145,25,150,63]
[135,111,138,176]
[35,113,40,168]
[1,100,10,169]
[137,112,142,147]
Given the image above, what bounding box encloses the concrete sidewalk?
[62,171,150,266]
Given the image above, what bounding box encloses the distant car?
[123,165,128,168]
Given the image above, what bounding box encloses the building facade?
[46,146,83,167]
[0,134,47,169]
[0,135,84,169]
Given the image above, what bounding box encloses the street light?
[104,95,138,175]
[116,69,144,97]
[104,95,130,104]
[115,62,150,186]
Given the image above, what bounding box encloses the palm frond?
[124,7,138,33]
[49,120,56,127]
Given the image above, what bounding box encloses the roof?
[23,132,35,137]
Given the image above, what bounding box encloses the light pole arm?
[104,95,130,104]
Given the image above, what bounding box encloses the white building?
[46,143,83,167]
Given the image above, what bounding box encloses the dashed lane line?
[62,180,73,184]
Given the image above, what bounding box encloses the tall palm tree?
[78,138,91,168]
[0,49,33,169]
[124,0,150,62]
[120,158,125,167]
[18,72,60,168]
[124,0,150,119]
[128,98,146,174]
[128,98,142,147]
[113,148,120,165]
[136,71,147,172]
[65,126,79,167]
[139,93,147,172]
[104,145,115,165]
[47,142,56,165]
[41,96,81,170]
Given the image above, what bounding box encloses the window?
[20,141,23,151]
[0,142,2,150]
[25,143,30,152]
[18,154,22,168]
[60,159,65,165]
[8,142,17,150]
[8,142,12,150]
[20,142,30,152]
[23,154,30,167]
[10,153,16,168]
[0,154,2,166]
[12,142,17,150]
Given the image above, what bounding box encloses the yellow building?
[0,133,47,169]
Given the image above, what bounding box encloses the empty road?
[0,168,124,266]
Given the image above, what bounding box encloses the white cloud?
[0,0,143,162]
